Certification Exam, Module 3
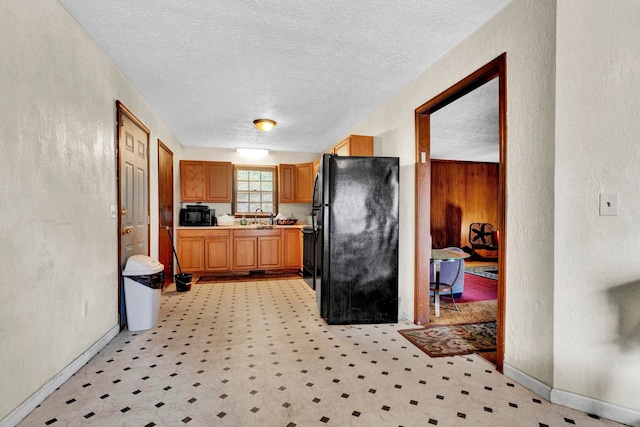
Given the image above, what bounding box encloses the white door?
[118,103,150,325]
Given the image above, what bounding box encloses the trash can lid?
[123,255,164,275]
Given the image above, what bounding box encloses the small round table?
[430,249,470,317]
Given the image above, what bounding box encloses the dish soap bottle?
[240,215,247,226]
[270,212,274,225]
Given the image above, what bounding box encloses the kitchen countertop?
[177,223,308,230]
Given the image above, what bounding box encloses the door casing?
[158,140,174,284]
[116,101,150,328]
[414,53,507,372]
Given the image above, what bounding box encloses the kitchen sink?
[248,224,275,229]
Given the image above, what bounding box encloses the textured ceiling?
[57,0,512,154]
[431,79,499,163]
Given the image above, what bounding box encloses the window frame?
[232,164,278,217]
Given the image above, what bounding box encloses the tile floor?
[19,278,623,426]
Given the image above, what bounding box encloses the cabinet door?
[205,238,230,271]
[206,162,233,202]
[258,236,282,269]
[233,237,257,270]
[177,237,205,271]
[346,135,374,156]
[279,164,296,203]
[283,228,301,269]
[180,161,206,201]
[295,163,313,203]
[334,139,350,156]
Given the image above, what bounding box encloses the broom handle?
[159,206,183,276]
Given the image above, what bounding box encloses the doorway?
[117,101,150,327]
[414,54,507,372]
[158,140,174,285]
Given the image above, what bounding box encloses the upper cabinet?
[180,160,232,202]
[279,162,314,204]
[180,161,206,201]
[279,164,296,204]
[295,163,313,203]
[205,162,233,202]
[328,135,374,156]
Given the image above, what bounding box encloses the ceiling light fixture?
[253,118,276,132]
[236,148,269,157]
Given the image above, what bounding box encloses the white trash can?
[122,255,164,331]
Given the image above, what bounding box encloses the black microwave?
[179,206,216,226]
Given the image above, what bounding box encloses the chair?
[430,247,465,311]
[469,222,499,256]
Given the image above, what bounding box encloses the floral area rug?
[465,265,498,280]
[398,321,496,358]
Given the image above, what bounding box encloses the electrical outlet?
[82,300,88,318]
[599,193,619,216]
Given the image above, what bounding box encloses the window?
[234,165,277,215]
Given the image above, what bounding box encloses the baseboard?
[400,308,414,323]
[550,388,640,426]
[504,363,640,426]
[1,325,120,427]
[503,362,552,401]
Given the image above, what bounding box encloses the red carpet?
[440,273,497,303]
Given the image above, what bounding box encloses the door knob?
[121,208,128,216]
[121,227,132,235]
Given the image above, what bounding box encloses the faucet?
[254,208,264,224]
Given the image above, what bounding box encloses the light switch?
[110,204,117,219]
[599,193,618,216]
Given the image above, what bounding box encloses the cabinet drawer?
[178,229,230,238]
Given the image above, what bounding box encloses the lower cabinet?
[232,229,282,270]
[283,228,302,269]
[177,234,205,272]
[177,229,230,272]
[205,236,231,271]
[178,227,301,273]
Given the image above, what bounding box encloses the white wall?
[351,0,558,384]
[554,0,640,412]
[0,0,183,421]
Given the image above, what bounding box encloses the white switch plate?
[110,204,117,219]
[599,193,618,216]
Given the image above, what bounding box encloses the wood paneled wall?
[430,160,499,249]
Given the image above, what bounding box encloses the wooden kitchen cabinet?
[204,232,231,271]
[332,135,374,156]
[206,161,233,202]
[258,236,281,269]
[180,160,232,202]
[177,230,205,271]
[283,228,302,269]
[279,162,314,203]
[232,229,282,270]
[178,229,230,272]
[232,237,257,270]
[180,161,207,202]
[178,227,300,273]
[295,163,313,203]
[279,164,296,204]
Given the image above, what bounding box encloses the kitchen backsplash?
[179,202,312,224]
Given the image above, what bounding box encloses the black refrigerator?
[312,154,399,324]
